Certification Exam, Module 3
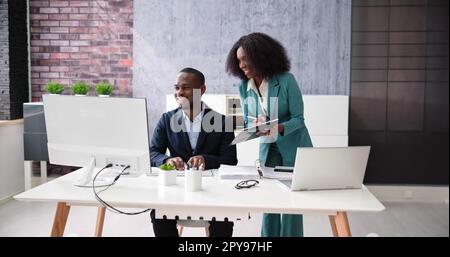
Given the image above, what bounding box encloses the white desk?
[14,167,385,237]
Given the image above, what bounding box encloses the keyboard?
[147,168,215,177]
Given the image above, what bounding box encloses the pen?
[257,168,263,178]
[255,159,263,178]
[248,115,272,123]
[256,165,263,178]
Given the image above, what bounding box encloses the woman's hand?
[255,115,266,126]
[256,124,284,137]
[277,124,284,135]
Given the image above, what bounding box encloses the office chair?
[177,220,210,237]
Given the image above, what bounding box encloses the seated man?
[150,67,238,237]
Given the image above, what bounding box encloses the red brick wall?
[29,0,133,101]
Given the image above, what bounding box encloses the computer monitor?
[43,95,151,187]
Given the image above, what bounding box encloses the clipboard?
[230,118,279,145]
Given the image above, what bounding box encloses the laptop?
[279,146,370,191]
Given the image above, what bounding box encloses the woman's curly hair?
[226,32,290,80]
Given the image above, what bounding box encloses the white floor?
[0,198,448,237]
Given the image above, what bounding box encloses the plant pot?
[74,94,87,96]
[98,95,110,97]
[159,170,177,186]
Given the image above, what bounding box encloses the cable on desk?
[92,164,152,215]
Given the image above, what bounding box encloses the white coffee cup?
[185,170,202,191]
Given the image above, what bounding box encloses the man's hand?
[187,155,206,170]
[164,157,185,170]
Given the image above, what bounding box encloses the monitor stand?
[73,157,113,187]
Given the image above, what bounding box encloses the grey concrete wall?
[133,0,351,136]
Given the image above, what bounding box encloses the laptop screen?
[285,146,370,191]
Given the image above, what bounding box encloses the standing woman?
[226,32,313,237]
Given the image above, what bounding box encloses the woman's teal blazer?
[238,72,313,166]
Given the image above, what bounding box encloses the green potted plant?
[95,81,113,97]
[44,81,64,95]
[158,163,177,186]
[71,81,90,96]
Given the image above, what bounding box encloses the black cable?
[92,164,152,215]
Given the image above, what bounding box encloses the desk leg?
[329,216,338,237]
[329,212,351,237]
[40,161,47,184]
[95,207,106,237]
[51,202,70,237]
[24,161,32,190]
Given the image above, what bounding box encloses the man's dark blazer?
[150,106,238,169]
